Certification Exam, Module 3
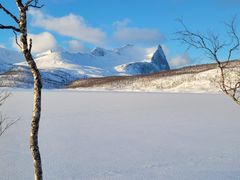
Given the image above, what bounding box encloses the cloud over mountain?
[29,9,107,46]
[12,32,57,53]
[113,19,164,45]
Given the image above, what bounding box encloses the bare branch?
[0,92,10,106]
[0,24,20,32]
[226,17,240,62]
[176,18,240,105]
[25,0,44,10]
[0,92,19,137]
[175,19,224,62]
[0,117,19,137]
[29,38,32,53]
[25,0,34,6]
[13,31,22,49]
[0,3,19,23]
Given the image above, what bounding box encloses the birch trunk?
[16,1,43,179]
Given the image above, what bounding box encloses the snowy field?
[1,90,240,180]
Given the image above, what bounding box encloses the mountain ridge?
[0,44,171,88]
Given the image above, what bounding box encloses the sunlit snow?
[1,90,240,180]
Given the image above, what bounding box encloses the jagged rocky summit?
[151,45,170,70]
[116,45,170,75]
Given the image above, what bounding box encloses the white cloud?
[144,45,170,61]
[67,40,86,53]
[115,45,160,62]
[169,54,192,67]
[113,19,164,45]
[29,9,106,46]
[119,45,168,62]
[145,46,158,60]
[113,19,131,28]
[155,44,191,68]
[12,32,57,53]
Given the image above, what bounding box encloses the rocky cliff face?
[117,45,170,75]
[151,45,170,70]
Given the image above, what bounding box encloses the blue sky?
[0,0,239,66]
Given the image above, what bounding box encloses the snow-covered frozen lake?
[1,90,240,180]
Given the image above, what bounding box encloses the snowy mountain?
[16,44,170,76]
[0,45,170,88]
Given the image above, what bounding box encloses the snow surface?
[1,90,240,180]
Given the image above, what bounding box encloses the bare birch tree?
[176,17,240,105]
[0,92,13,136]
[0,1,44,179]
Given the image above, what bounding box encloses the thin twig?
[13,30,22,49]
[0,3,19,23]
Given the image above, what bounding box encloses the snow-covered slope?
[69,62,240,93]
[0,45,170,88]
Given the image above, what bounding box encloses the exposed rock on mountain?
[115,45,170,75]
[151,45,170,70]
[91,47,108,56]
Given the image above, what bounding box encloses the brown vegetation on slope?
[68,60,240,88]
